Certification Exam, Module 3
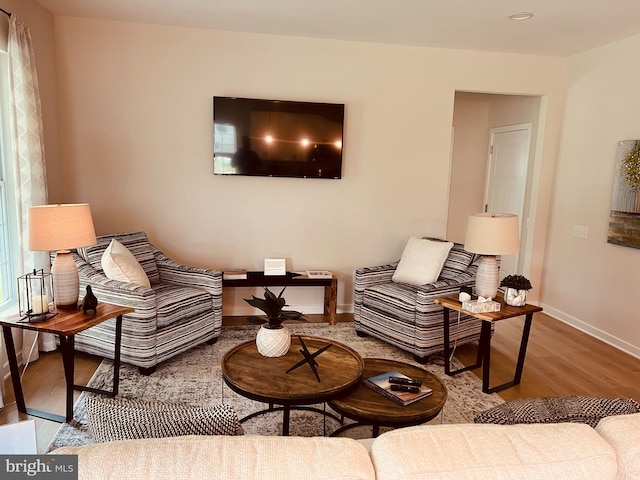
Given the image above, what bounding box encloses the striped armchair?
[73,232,222,374]
[354,239,484,362]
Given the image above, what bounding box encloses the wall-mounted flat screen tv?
[213,96,344,179]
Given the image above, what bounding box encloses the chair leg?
[207,337,218,345]
[356,331,369,338]
[413,355,428,364]
[139,366,156,376]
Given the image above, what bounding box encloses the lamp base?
[51,250,80,310]
[475,255,499,299]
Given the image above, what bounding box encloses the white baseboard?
[540,303,640,360]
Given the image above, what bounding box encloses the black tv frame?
[213,96,345,180]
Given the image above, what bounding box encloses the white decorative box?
[462,300,501,313]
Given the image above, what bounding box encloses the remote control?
[389,376,422,387]
[390,384,420,393]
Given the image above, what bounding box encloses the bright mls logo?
[1,455,77,479]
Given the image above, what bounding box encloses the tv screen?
[213,96,344,179]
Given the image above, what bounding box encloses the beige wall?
[51,17,567,316]
[541,35,640,358]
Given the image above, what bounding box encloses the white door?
[484,124,531,278]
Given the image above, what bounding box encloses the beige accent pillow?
[392,237,453,286]
[101,239,151,288]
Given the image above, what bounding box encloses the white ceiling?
[34,0,640,57]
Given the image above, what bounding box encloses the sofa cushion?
[153,283,213,328]
[370,423,617,480]
[85,396,243,442]
[52,435,376,480]
[101,239,151,288]
[392,237,453,286]
[595,413,640,480]
[474,396,640,427]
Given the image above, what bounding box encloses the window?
[0,180,11,304]
[0,46,18,309]
[213,123,237,174]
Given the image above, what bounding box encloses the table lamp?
[28,204,97,310]
[464,213,520,299]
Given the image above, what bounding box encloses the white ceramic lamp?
[464,213,520,299]
[28,204,97,310]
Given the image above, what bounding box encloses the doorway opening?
[446,91,542,278]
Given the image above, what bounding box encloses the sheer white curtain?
[8,15,56,364]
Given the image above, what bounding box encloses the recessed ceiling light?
[508,12,534,21]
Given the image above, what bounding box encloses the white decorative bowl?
[255,325,291,357]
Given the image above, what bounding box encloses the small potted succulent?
[499,274,532,306]
[244,287,305,357]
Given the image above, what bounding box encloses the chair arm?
[154,250,222,297]
[414,264,478,323]
[75,254,157,317]
[354,262,399,292]
[354,262,399,322]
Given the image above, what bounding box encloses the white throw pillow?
[392,237,454,286]
[101,239,151,288]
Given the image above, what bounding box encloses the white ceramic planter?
[505,288,527,307]
[255,325,291,357]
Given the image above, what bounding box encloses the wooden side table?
[0,303,134,423]
[223,271,338,325]
[435,293,542,394]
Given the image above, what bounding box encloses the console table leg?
[325,278,338,325]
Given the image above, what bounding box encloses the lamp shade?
[28,204,97,251]
[464,213,520,255]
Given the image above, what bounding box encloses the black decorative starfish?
[285,336,332,382]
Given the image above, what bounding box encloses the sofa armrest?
[154,250,222,297]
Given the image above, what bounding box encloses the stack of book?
[223,269,247,280]
[305,270,333,279]
[364,371,432,406]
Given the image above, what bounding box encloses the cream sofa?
[52,413,640,480]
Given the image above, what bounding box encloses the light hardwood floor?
[2,312,640,453]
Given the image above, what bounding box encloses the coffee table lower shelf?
[238,403,343,436]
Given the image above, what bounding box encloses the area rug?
[47,322,504,451]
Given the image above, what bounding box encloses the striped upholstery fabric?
[73,232,222,370]
[354,239,485,361]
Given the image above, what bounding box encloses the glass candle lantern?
[17,269,56,322]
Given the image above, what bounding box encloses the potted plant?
[244,287,305,357]
[499,274,532,306]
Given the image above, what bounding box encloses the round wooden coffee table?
[222,335,364,435]
[328,358,447,437]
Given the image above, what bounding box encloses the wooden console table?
[223,271,338,325]
[0,303,134,423]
